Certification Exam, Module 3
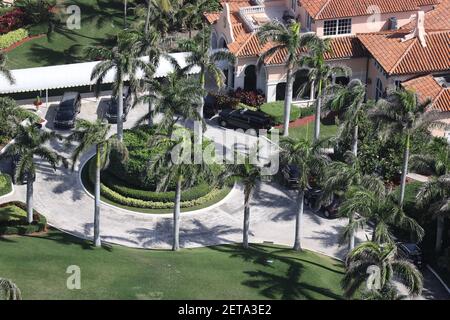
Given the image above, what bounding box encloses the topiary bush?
[0,173,12,197]
[0,28,28,49]
[260,101,301,125]
[0,202,47,235]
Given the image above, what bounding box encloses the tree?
[0,124,64,224]
[299,38,350,141]
[0,52,15,84]
[339,185,424,245]
[369,88,450,207]
[280,138,329,250]
[178,26,235,145]
[0,278,22,300]
[342,242,423,299]
[67,120,128,247]
[88,31,148,141]
[144,0,173,36]
[257,21,318,137]
[224,155,262,248]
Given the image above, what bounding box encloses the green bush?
[0,173,12,197]
[300,106,315,118]
[0,28,28,50]
[0,202,47,235]
[260,101,301,125]
[235,103,258,112]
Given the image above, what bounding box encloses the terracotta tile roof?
[358,30,450,75]
[403,75,450,111]
[204,12,221,24]
[299,0,441,20]
[402,0,450,30]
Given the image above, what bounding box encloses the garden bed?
[0,173,12,197]
[0,202,47,235]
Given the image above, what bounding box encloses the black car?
[304,187,341,219]
[397,243,424,269]
[54,92,81,129]
[105,86,133,123]
[322,196,342,219]
[218,108,273,132]
[304,186,323,212]
[281,164,299,189]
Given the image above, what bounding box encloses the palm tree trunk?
[123,0,128,29]
[93,144,102,247]
[314,80,322,142]
[243,192,251,249]
[435,216,445,253]
[349,213,355,251]
[283,67,294,137]
[173,175,182,251]
[399,134,410,207]
[145,0,151,34]
[293,190,304,251]
[195,69,205,149]
[352,125,358,157]
[148,101,154,126]
[117,82,124,142]
[26,178,33,224]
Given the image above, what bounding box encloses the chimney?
[402,11,427,47]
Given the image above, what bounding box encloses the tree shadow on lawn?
[209,244,344,300]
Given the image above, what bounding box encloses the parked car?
[304,186,341,219]
[281,164,299,189]
[322,196,342,219]
[397,242,424,269]
[105,86,133,123]
[304,186,323,212]
[53,92,81,129]
[218,108,273,132]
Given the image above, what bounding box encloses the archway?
[244,65,257,92]
[276,82,286,100]
[211,32,218,49]
[293,70,311,100]
[218,36,227,49]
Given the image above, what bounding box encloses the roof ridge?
[234,32,256,56]
[389,37,418,75]
[315,0,333,19]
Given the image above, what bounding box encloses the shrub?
[235,103,258,112]
[0,202,47,235]
[0,28,28,49]
[260,101,301,125]
[0,173,12,197]
[0,8,25,34]
[232,88,265,107]
[211,92,240,110]
[300,106,315,118]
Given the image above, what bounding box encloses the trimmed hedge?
[0,28,28,49]
[0,173,12,197]
[300,106,315,118]
[260,101,301,125]
[0,202,47,235]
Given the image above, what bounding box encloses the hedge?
[0,173,12,197]
[0,202,47,235]
[299,106,315,118]
[260,101,301,125]
[0,28,28,50]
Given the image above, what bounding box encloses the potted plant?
[33,96,42,108]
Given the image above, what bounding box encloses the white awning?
[0,52,199,94]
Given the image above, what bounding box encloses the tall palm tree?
[0,278,22,300]
[299,38,350,141]
[225,156,261,248]
[144,0,173,36]
[280,138,329,250]
[67,120,128,247]
[0,52,15,84]
[88,32,148,141]
[322,153,384,250]
[257,21,318,137]
[370,88,450,207]
[339,186,425,245]
[178,26,236,145]
[324,79,369,156]
[342,242,423,299]
[0,125,64,224]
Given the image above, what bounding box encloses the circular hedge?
[0,202,47,236]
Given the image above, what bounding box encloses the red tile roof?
[402,0,450,30]
[299,0,441,20]
[403,75,450,111]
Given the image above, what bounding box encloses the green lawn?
[6,0,128,69]
[0,173,12,197]
[0,230,345,300]
[289,123,338,141]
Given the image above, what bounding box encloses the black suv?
[304,187,341,219]
[105,86,133,123]
[397,243,424,269]
[281,164,300,189]
[54,92,81,129]
[218,108,273,132]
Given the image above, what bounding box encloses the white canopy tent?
[0,52,199,105]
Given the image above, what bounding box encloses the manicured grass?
[0,173,12,197]
[288,123,338,141]
[0,230,345,300]
[6,0,128,69]
[260,101,301,125]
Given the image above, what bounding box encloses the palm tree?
[144,0,173,36]
[342,242,423,299]
[280,138,330,250]
[324,79,369,156]
[225,156,262,248]
[150,129,214,251]
[369,88,450,207]
[339,186,425,245]
[322,153,384,250]
[0,52,15,84]
[0,278,22,300]
[0,125,64,224]
[178,26,236,145]
[299,38,350,141]
[257,21,318,137]
[67,120,128,247]
[88,32,148,141]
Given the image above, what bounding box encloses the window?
[324,18,352,36]
[375,78,384,101]
[306,14,312,30]
[394,80,402,89]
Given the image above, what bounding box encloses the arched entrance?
[211,32,218,49]
[293,70,311,100]
[276,82,286,100]
[218,36,227,49]
[244,65,257,92]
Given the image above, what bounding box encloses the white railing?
[239,6,266,32]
